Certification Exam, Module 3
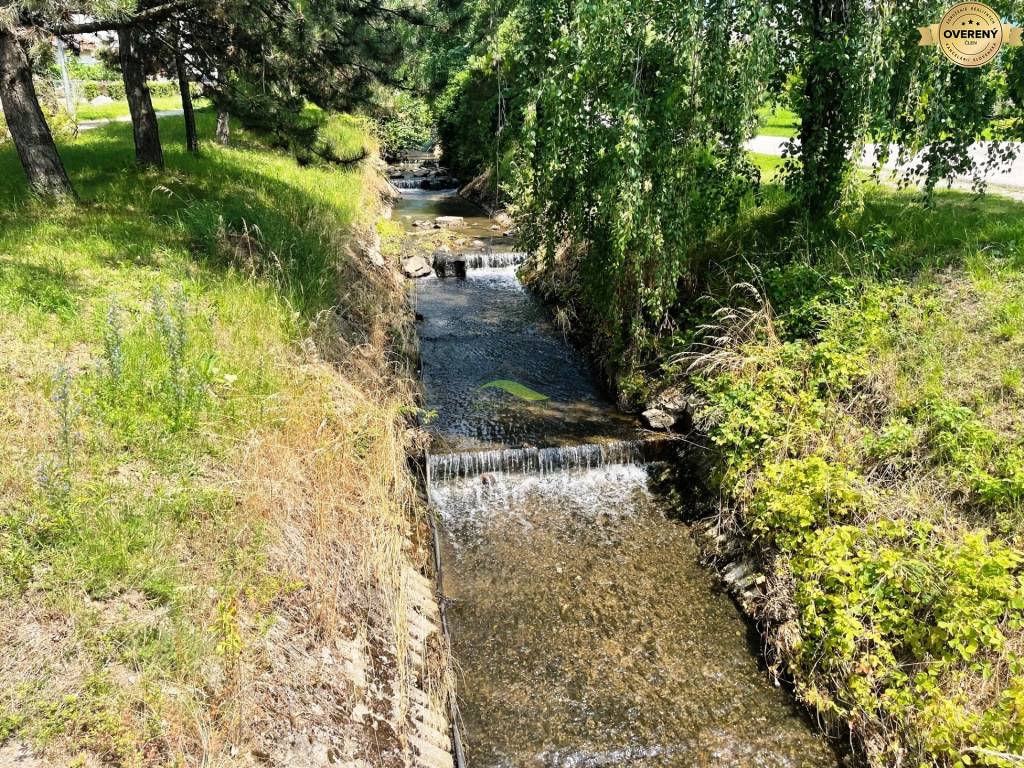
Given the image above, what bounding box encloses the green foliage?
[61,57,121,81]
[793,521,1024,766]
[372,90,434,160]
[73,79,198,103]
[511,0,777,369]
[751,457,863,551]
[661,194,1024,765]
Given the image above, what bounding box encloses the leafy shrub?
[751,456,863,551]
[793,521,1024,766]
[373,90,433,160]
[863,418,917,461]
[80,80,126,102]
[78,80,200,103]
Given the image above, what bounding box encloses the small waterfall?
[460,252,527,269]
[391,177,459,191]
[428,439,670,485]
[434,251,528,277]
[391,178,427,189]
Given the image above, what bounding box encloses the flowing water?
[398,171,839,768]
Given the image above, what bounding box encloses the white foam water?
[428,440,660,484]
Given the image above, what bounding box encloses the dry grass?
[0,111,445,767]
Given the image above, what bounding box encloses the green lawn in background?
[75,96,212,122]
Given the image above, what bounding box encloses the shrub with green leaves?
[793,521,1024,766]
[751,457,863,552]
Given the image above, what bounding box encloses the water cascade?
[398,164,839,768]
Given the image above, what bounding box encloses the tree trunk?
[216,104,230,145]
[174,45,197,154]
[0,29,75,198]
[118,27,163,167]
[797,0,859,218]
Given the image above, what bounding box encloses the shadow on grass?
[679,181,1024,330]
[0,108,373,321]
[0,256,88,318]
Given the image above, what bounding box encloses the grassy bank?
[0,109,424,765]
[526,182,1024,766]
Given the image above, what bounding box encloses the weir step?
[429,438,674,483]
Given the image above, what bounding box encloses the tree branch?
[40,0,200,35]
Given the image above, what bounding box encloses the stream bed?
[398,175,839,768]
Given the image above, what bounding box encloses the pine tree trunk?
[0,29,75,198]
[118,27,163,167]
[216,104,230,146]
[174,47,197,154]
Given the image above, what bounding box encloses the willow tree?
[514,0,781,367]
[780,0,1024,215]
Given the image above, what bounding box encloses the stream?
[395,163,839,768]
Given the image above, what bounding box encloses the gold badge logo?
[919,2,1022,67]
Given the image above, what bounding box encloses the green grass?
[74,96,211,122]
[663,185,1024,767]
[0,108,397,763]
[756,105,798,137]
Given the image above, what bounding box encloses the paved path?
[746,134,1024,191]
[77,109,184,132]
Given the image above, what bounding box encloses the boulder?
[401,256,432,278]
[90,95,115,106]
[652,386,697,417]
[641,408,676,430]
[641,386,698,431]
[432,248,465,278]
[434,216,465,228]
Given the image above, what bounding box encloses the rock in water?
[434,216,465,228]
[402,256,432,278]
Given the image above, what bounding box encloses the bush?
[793,521,1024,766]
[751,456,863,551]
[372,90,433,160]
[78,80,200,104]
[80,80,126,102]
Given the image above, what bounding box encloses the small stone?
[401,256,432,278]
[434,215,465,228]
